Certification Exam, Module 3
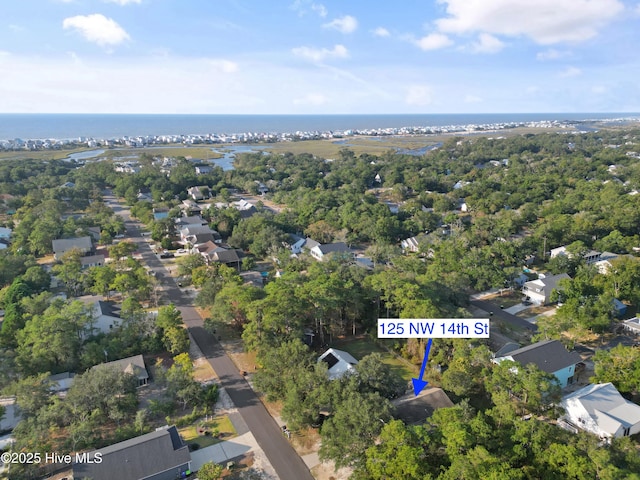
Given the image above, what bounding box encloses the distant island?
[2,116,635,153]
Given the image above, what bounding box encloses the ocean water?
[0,113,638,141]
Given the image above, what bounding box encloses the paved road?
[470,299,538,332]
[105,192,314,480]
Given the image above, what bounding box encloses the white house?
[522,273,570,305]
[310,242,352,262]
[561,383,640,439]
[623,317,640,335]
[550,245,601,265]
[77,298,123,336]
[318,348,358,380]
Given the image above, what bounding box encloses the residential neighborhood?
[2,125,640,479]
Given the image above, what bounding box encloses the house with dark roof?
[318,348,358,380]
[93,354,149,387]
[78,297,123,336]
[493,339,582,387]
[310,242,353,262]
[175,215,208,227]
[80,254,105,269]
[52,236,93,259]
[73,425,191,480]
[196,243,241,270]
[522,273,570,305]
[561,383,640,439]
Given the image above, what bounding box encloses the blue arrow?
[411,338,433,396]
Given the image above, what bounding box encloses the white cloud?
[209,59,239,73]
[293,93,328,106]
[415,33,453,51]
[536,49,570,61]
[103,0,142,5]
[292,44,348,62]
[592,85,608,94]
[372,27,390,37]
[291,1,327,17]
[471,33,504,53]
[9,24,25,32]
[405,85,433,106]
[311,3,327,17]
[63,14,130,46]
[435,0,624,44]
[559,66,582,77]
[323,15,358,34]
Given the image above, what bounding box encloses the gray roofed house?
[561,383,640,439]
[52,236,93,259]
[80,254,105,269]
[73,425,191,480]
[192,232,222,246]
[522,273,571,305]
[494,339,582,387]
[48,372,76,393]
[179,224,215,242]
[310,242,353,262]
[175,215,208,227]
[212,248,241,270]
[93,354,149,387]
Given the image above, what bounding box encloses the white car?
[176,248,189,254]
[114,234,125,238]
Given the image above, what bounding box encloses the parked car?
[159,252,174,259]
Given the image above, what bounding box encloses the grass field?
[332,337,418,381]
[178,415,237,448]
[98,146,224,160]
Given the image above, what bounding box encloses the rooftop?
[497,339,582,374]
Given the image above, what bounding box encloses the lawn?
[332,337,418,382]
[178,415,237,448]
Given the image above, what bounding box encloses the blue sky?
[1,0,639,114]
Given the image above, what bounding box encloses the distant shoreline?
[1,113,639,153]
[1,112,638,145]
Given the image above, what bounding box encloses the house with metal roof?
[73,425,191,480]
[493,339,582,387]
[318,348,359,380]
[561,383,640,439]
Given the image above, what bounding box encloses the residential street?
[105,192,314,480]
